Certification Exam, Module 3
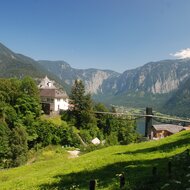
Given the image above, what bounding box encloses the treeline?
[62,80,138,145]
[0,77,138,169]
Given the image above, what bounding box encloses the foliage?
[94,103,109,131]
[99,115,138,145]
[0,123,10,168]
[0,78,52,168]
[0,77,138,169]
[66,80,97,129]
[0,77,41,168]
[63,81,138,147]
[8,124,28,167]
[41,115,65,126]
[34,120,76,147]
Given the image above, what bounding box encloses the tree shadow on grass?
[38,155,186,190]
[39,161,128,190]
[39,132,190,190]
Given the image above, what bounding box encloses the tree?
[9,124,28,167]
[15,95,41,118]
[0,77,41,168]
[20,76,39,97]
[66,80,96,129]
[117,119,138,144]
[107,115,138,145]
[0,123,11,168]
[94,103,109,131]
[19,76,41,117]
[0,78,21,106]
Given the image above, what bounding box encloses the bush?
[9,124,28,167]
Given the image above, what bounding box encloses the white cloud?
[170,48,190,59]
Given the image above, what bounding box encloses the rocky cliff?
[38,60,120,94]
[112,59,190,95]
[39,59,190,96]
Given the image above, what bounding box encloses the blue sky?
[1,0,190,73]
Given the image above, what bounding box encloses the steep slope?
[0,42,46,78]
[0,43,69,92]
[113,59,190,95]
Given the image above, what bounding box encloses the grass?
[0,130,190,190]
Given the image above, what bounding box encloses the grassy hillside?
[0,130,190,190]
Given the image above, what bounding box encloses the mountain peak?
[0,42,17,58]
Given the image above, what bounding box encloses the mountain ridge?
[38,58,190,116]
[1,42,190,116]
[38,60,120,94]
[39,59,190,96]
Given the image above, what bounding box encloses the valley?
[1,42,190,189]
[1,42,190,117]
[1,1,190,190]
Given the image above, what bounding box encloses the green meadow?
[0,130,190,190]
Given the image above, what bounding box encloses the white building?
[38,76,69,114]
[91,137,101,145]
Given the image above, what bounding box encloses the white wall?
[54,98,69,111]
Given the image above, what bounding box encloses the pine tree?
[68,80,96,129]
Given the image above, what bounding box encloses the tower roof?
[39,76,68,98]
[38,76,56,89]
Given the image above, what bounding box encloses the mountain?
[163,76,190,117]
[0,42,47,78]
[105,59,190,112]
[38,60,120,94]
[39,59,190,95]
[1,42,190,116]
[38,59,190,111]
[103,59,190,109]
[112,59,190,94]
[0,43,69,92]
